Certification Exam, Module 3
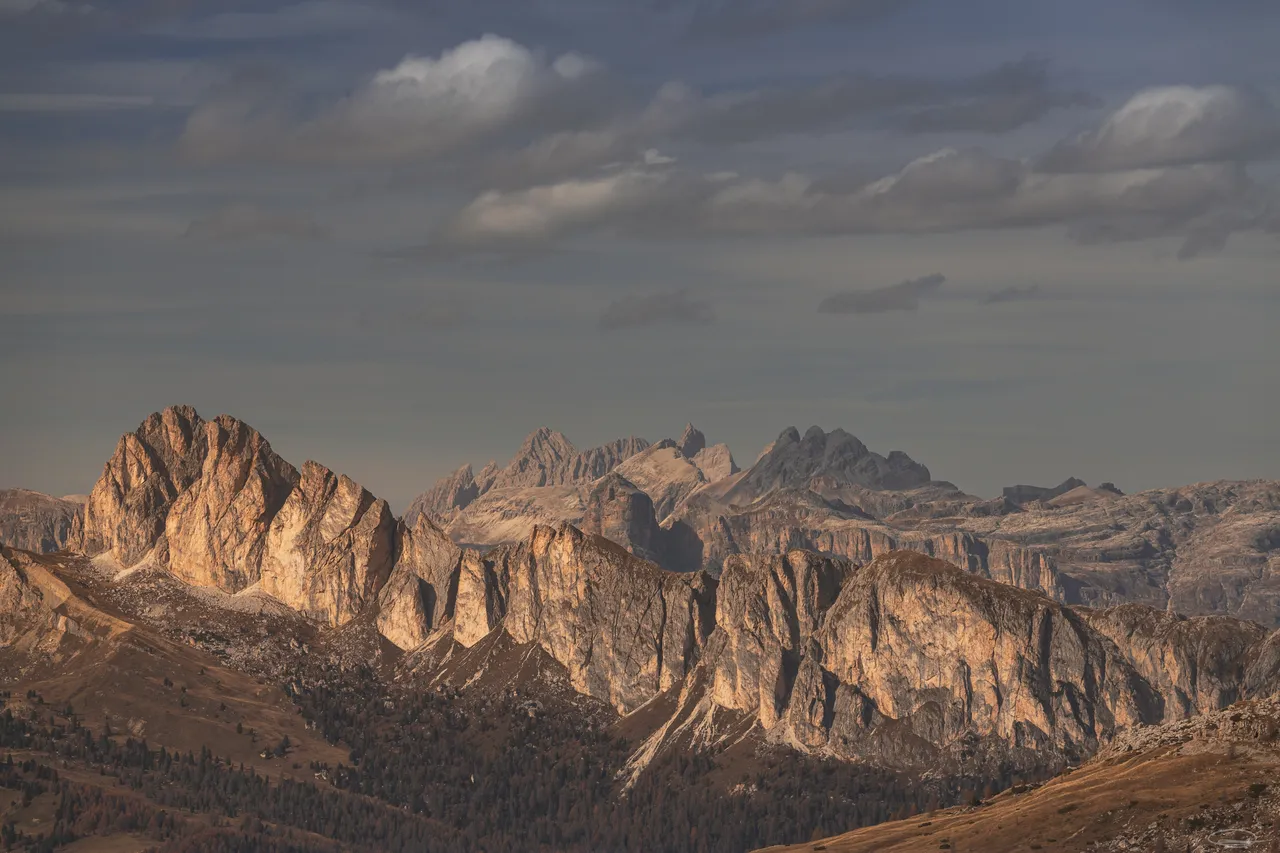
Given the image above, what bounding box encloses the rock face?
[691,444,738,483]
[376,515,462,650]
[0,490,83,554]
[581,473,664,563]
[704,551,1279,769]
[676,423,706,459]
[402,464,480,525]
[1003,477,1087,506]
[260,461,396,627]
[78,405,208,566]
[721,426,932,505]
[404,430,650,525]
[165,415,298,592]
[710,551,850,728]
[452,524,717,714]
[614,441,709,522]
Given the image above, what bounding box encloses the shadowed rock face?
[452,524,717,714]
[78,405,208,566]
[581,472,663,563]
[260,461,396,627]
[0,490,82,554]
[376,514,462,650]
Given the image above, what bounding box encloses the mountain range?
[1,404,1278,852]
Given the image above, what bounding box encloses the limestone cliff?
[0,490,83,554]
[451,524,717,714]
[376,514,462,650]
[165,415,299,592]
[78,405,208,566]
[260,461,396,627]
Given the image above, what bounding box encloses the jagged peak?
[676,423,706,459]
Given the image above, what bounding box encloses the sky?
[2,0,1278,510]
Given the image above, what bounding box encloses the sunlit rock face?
[376,514,462,650]
[260,461,395,627]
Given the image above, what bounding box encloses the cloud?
[442,145,1276,258]
[185,203,329,241]
[681,0,905,38]
[179,35,607,163]
[599,289,714,330]
[1041,85,1280,172]
[818,274,945,315]
[446,162,693,247]
[982,284,1042,305]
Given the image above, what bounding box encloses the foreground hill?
[757,693,1280,853]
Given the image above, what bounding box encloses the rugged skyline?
[2,0,1278,509]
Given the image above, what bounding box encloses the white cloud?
[1042,85,1280,172]
[180,35,606,162]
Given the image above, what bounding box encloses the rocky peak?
[1002,477,1087,506]
[402,464,479,525]
[259,460,396,627]
[725,425,931,504]
[581,472,663,563]
[0,489,83,554]
[376,513,463,650]
[78,404,209,567]
[452,523,717,713]
[677,424,706,459]
[164,415,299,592]
[562,436,651,484]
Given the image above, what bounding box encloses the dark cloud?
[982,284,1042,305]
[145,0,403,40]
[185,203,329,240]
[599,289,714,330]
[818,274,945,315]
[681,0,905,39]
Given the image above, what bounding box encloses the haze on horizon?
[1,0,1278,511]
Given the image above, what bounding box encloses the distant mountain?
[0,488,83,554]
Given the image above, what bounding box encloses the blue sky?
[2,0,1278,509]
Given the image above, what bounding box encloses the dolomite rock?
[723,426,932,505]
[376,515,463,650]
[402,464,479,525]
[581,473,663,563]
[676,423,706,459]
[1080,605,1267,719]
[779,551,1159,764]
[0,490,83,554]
[405,431,650,526]
[164,415,298,592]
[78,405,208,566]
[710,551,851,728]
[452,524,717,713]
[260,461,395,627]
[691,444,739,483]
[613,441,708,522]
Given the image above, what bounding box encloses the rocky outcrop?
[259,461,396,627]
[451,524,717,713]
[376,515,462,650]
[710,551,851,728]
[614,441,709,522]
[691,444,738,483]
[581,473,664,563]
[0,490,83,554]
[1003,478,1087,507]
[676,423,706,459]
[402,464,480,525]
[445,485,588,546]
[1080,605,1267,719]
[165,416,299,592]
[721,426,932,505]
[78,405,208,566]
[404,431,650,527]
